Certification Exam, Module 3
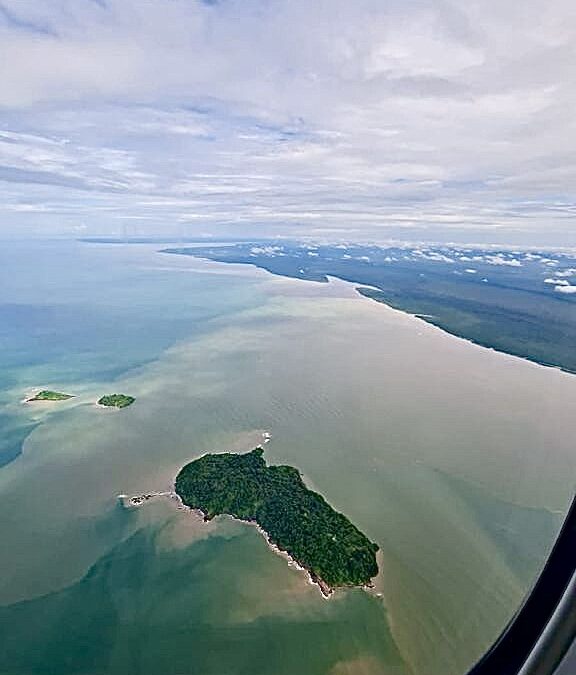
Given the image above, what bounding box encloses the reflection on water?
[0,241,574,675]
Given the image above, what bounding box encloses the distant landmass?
[80,237,275,245]
[163,243,576,374]
[175,447,379,595]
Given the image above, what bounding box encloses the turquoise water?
[0,240,262,466]
[1,241,574,675]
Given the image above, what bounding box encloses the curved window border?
[467,494,576,675]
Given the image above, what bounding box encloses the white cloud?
[484,255,523,267]
[555,284,576,294]
[0,0,575,243]
[249,245,284,256]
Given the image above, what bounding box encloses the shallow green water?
[1,242,574,675]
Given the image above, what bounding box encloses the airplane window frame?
[466,495,576,675]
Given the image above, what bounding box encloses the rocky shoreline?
[117,430,376,599]
[119,488,336,598]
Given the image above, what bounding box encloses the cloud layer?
[1,0,576,244]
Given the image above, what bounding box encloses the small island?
[175,448,379,595]
[27,390,74,402]
[97,394,135,409]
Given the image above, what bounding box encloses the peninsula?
[97,394,135,409]
[175,447,379,594]
[27,390,73,402]
[163,243,576,374]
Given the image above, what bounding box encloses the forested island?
[175,447,379,594]
[27,390,73,402]
[97,394,135,409]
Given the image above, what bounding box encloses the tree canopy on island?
[175,448,379,590]
[98,394,135,408]
[28,390,73,401]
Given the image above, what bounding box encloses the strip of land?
[162,243,576,374]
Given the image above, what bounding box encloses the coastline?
[300,272,576,380]
[163,250,576,379]
[355,285,576,378]
[118,488,336,597]
[250,520,334,598]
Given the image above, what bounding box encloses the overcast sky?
[1,0,575,246]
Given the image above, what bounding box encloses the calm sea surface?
[1,240,574,675]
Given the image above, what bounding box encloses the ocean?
[1,240,574,675]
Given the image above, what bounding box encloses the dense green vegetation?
[97,394,135,409]
[28,390,73,401]
[175,448,379,590]
[164,244,576,374]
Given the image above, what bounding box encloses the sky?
[1,0,576,246]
